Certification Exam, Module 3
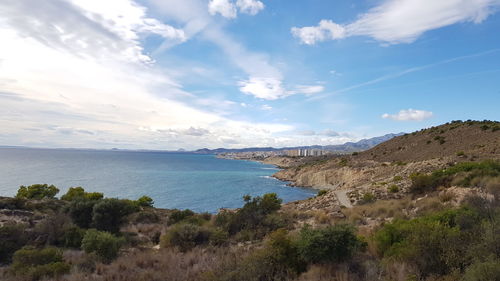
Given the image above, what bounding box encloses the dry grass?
[342,197,412,224]
[59,246,244,281]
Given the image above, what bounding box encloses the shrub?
[136,195,154,207]
[67,198,98,228]
[16,184,59,199]
[160,223,210,252]
[92,198,138,233]
[10,247,70,280]
[297,224,362,264]
[317,189,328,196]
[360,192,376,204]
[456,151,465,157]
[62,226,86,248]
[388,185,399,193]
[0,224,27,264]
[393,176,403,182]
[410,160,500,193]
[225,229,305,281]
[61,187,103,201]
[463,259,500,281]
[168,209,195,225]
[81,229,124,262]
[209,229,229,246]
[133,210,160,224]
[222,193,282,236]
[339,158,348,167]
[374,208,484,278]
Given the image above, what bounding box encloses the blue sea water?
[0,148,316,213]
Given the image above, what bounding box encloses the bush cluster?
[16,184,59,199]
[375,199,500,279]
[81,229,124,262]
[10,247,70,280]
[410,160,500,193]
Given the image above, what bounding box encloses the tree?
[136,195,154,207]
[92,198,138,233]
[81,229,124,262]
[0,224,27,264]
[16,184,59,199]
[61,187,103,201]
[67,199,98,228]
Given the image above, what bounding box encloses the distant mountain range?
[194,133,404,154]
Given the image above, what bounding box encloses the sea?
[0,147,316,213]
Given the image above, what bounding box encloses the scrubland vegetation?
[0,158,499,280]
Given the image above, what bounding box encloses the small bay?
[0,147,316,213]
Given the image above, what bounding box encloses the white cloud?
[296,130,316,136]
[294,85,325,95]
[239,77,287,100]
[320,129,340,137]
[0,0,300,150]
[208,0,237,19]
[382,109,433,121]
[292,0,500,44]
[208,0,264,18]
[238,78,325,100]
[291,20,346,45]
[0,0,186,64]
[236,0,265,15]
[261,104,273,110]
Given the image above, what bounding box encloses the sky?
[0,0,499,150]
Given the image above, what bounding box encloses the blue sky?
[0,0,499,150]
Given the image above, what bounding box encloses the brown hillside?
[357,120,500,163]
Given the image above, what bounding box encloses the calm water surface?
[0,148,316,212]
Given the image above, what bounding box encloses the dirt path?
[334,190,353,208]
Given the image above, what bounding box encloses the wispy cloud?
[308,48,500,101]
[292,0,500,44]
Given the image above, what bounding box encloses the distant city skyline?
[0,0,499,150]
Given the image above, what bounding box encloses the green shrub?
[224,229,305,281]
[160,223,210,252]
[388,185,399,193]
[0,224,27,264]
[16,184,59,199]
[393,176,403,182]
[339,158,348,167]
[209,228,229,246]
[317,189,328,196]
[168,209,195,225]
[92,198,138,233]
[67,198,98,228]
[374,208,484,278]
[360,192,376,204]
[135,195,154,207]
[62,226,86,248]
[456,151,465,157]
[10,247,70,280]
[61,187,103,201]
[410,160,500,193]
[81,229,124,262]
[296,224,362,264]
[222,193,282,236]
[133,210,160,224]
[463,259,500,281]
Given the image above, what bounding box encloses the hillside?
[357,120,499,162]
[275,120,500,212]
